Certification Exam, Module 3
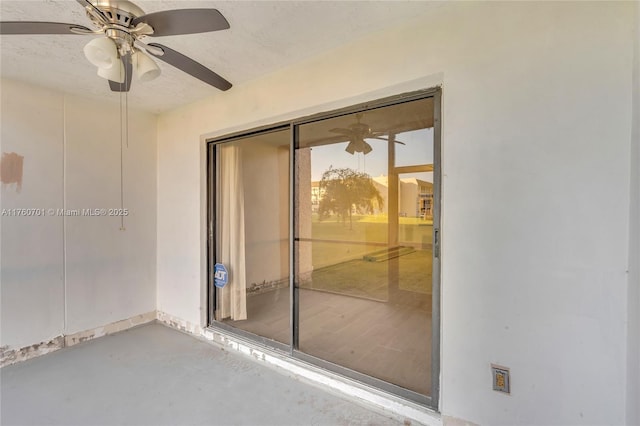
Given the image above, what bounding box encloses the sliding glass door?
[208,91,440,406]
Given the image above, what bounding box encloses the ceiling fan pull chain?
[125,89,129,149]
[118,87,126,231]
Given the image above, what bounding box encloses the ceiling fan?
[330,113,405,155]
[0,0,232,93]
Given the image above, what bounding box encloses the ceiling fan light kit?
[97,58,126,83]
[97,60,125,83]
[83,36,119,69]
[132,50,160,82]
[0,0,233,92]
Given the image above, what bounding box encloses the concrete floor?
[0,323,404,426]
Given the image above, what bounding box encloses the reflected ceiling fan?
[0,0,232,92]
[330,113,405,155]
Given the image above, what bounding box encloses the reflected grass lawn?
[310,215,433,268]
[301,249,433,301]
[303,214,433,301]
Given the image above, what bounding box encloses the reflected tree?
[318,166,383,229]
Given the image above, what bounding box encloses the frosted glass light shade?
[133,50,161,82]
[83,37,118,69]
[97,59,126,83]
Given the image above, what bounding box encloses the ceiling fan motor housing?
[90,1,144,28]
[105,28,133,51]
[87,1,148,55]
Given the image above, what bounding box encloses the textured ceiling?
[0,0,435,113]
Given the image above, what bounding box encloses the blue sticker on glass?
[214,263,229,288]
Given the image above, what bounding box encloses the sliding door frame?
[205,87,442,410]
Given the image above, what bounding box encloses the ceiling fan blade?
[109,54,133,93]
[75,0,108,24]
[0,22,92,35]
[362,141,373,155]
[133,9,229,37]
[345,141,356,155]
[370,136,406,145]
[147,43,232,91]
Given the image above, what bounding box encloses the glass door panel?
[215,129,290,344]
[295,98,435,395]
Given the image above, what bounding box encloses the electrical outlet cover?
[491,364,510,394]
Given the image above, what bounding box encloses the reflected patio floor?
[226,286,432,395]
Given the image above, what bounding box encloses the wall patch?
[0,152,24,192]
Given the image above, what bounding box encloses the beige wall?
[153,2,636,425]
[1,79,157,348]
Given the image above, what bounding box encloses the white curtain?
[218,144,247,320]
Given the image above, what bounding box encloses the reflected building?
[310,175,433,219]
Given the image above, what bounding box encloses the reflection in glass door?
[214,129,290,344]
[295,98,436,397]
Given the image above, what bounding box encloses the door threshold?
[203,325,441,426]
